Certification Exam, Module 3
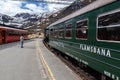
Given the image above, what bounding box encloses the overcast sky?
[0,0,70,16]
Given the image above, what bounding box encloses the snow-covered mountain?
[14,13,44,28]
[0,13,43,28]
[14,13,42,23]
[0,13,13,24]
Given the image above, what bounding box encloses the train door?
[1,31,6,44]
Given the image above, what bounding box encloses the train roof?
[0,26,27,32]
[48,0,116,28]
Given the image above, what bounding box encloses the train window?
[54,28,58,38]
[8,31,13,36]
[65,24,72,39]
[50,28,54,38]
[45,29,49,37]
[76,19,88,40]
[58,27,64,38]
[97,10,120,42]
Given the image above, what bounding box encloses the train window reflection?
[53,28,58,38]
[58,27,64,38]
[65,24,72,39]
[76,19,88,40]
[50,28,54,38]
[98,11,120,26]
[97,10,120,42]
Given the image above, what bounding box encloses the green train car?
[45,0,120,80]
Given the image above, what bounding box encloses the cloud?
[24,3,47,14]
[47,4,67,12]
[0,0,31,16]
[0,0,46,16]
[44,0,70,13]
[25,4,37,10]
[0,0,69,16]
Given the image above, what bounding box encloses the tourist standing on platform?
[20,35,24,48]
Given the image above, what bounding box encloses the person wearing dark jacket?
[20,36,24,48]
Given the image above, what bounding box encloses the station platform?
[0,39,82,80]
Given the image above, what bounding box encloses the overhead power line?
[12,0,75,5]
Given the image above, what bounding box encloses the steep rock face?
[0,13,13,23]
[14,13,30,19]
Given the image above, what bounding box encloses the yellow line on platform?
[36,40,56,80]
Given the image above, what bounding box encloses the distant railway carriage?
[0,26,28,44]
[45,1,120,80]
